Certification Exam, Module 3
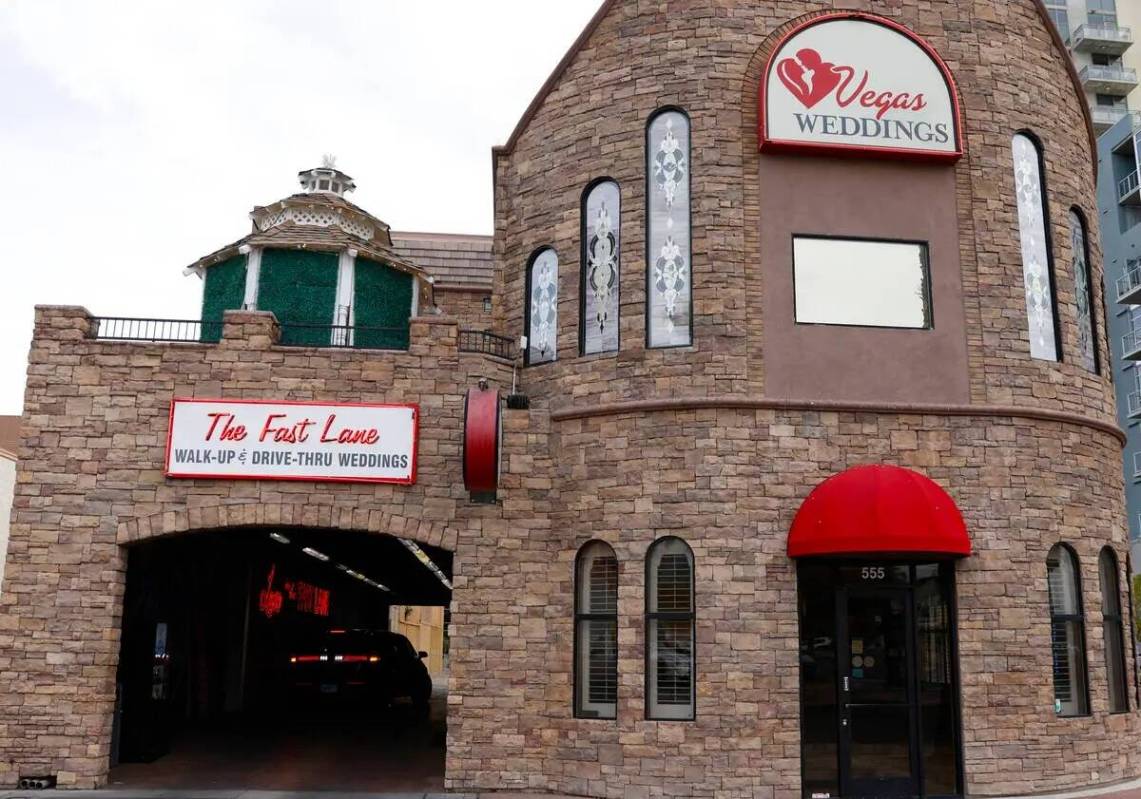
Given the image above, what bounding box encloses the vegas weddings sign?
[760,13,963,161]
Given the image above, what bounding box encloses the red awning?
[788,465,970,558]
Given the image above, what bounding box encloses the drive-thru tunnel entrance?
[111,527,452,792]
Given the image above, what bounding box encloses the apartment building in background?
[1101,114,1141,568]
[1048,0,1140,132]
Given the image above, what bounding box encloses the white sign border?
[164,397,420,485]
[759,12,963,162]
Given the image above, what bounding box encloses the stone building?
[2,1,1140,798]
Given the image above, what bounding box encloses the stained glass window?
[1070,210,1099,374]
[647,109,692,348]
[581,180,621,355]
[646,537,694,720]
[1012,133,1060,361]
[575,541,618,719]
[526,247,558,365]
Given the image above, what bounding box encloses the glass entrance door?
[839,586,917,798]
[797,562,961,799]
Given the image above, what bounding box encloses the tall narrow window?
[646,108,692,348]
[1047,544,1089,716]
[1129,555,1141,708]
[1070,209,1099,374]
[1100,547,1129,712]
[581,179,621,355]
[1012,133,1060,361]
[575,541,618,719]
[646,537,695,720]
[525,247,558,365]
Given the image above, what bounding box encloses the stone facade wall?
[493,0,1110,422]
[2,1,1135,798]
[470,0,1139,795]
[0,307,513,789]
[434,288,493,329]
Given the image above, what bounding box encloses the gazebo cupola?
[298,156,357,196]
[185,159,430,349]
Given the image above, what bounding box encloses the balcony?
[1080,64,1139,95]
[1129,390,1141,419]
[1120,170,1141,206]
[1091,105,1129,132]
[1070,23,1134,55]
[1117,261,1141,303]
[1123,327,1141,360]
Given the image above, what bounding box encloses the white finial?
[321,153,337,169]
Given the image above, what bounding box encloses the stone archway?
[116,502,454,551]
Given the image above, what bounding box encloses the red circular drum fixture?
[463,387,501,493]
[788,464,970,558]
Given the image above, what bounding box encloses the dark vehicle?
[287,629,432,714]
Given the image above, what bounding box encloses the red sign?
[259,564,331,619]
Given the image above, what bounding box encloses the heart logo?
[777,48,844,109]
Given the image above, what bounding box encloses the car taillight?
[290,655,323,664]
[337,654,374,664]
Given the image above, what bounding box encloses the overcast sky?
[0,0,602,415]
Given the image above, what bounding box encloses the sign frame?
[759,12,964,163]
[164,397,419,485]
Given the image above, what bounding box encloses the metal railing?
[1129,390,1141,418]
[278,323,409,350]
[1071,22,1133,46]
[1080,64,1139,85]
[1123,328,1141,358]
[1120,170,1141,203]
[458,329,517,360]
[1117,261,1141,302]
[93,317,223,343]
[1091,106,1129,129]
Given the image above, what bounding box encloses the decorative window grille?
[574,541,618,719]
[1046,544,1089,716]
[1012,133,1060,361]
[646,537,695,720]
[1099,547,1130,712]
[1070,209,1099,374]
[525,248,559,365]
[581,179,621,355]
[646,109,692,348]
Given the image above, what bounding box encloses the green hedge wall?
[200,255,247,342]
[258,249,339,346]
[354,259,412,349]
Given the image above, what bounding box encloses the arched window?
[525,247,558,365]
[1070,209,1099,374]
[646,536,694,720]
[574,541,618,719]
[1100,547,1129,712]
[1047,544,1089,716]
[581,179,621,356]
[646,108,692,349]
[1012,133,1061,362]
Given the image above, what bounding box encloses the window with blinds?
[1046,544,1089,716]
[1100,547,1129,713]
[646,537,695,720]
[575,541,618,718]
